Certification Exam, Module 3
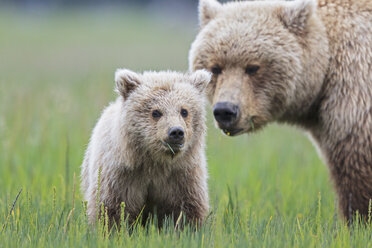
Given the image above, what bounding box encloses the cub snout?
[168,126,185,144]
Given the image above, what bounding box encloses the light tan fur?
[81,69,211,227]
[189,0,372,221]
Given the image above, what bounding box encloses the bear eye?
[211,65,222,75]
[245,65,260,75]
[180,108,188,118]
[152,110,162,119]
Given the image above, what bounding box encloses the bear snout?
[213,102,239,129]
[167,126,185,144]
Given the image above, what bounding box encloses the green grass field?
[1,8,371,247]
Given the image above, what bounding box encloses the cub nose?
[213,102,239,127]
[168,127,184,143]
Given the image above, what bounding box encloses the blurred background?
[0,0,332,228]
[0,0,201,22]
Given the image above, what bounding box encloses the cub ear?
[199,0,222,28]
[115,69,142,99]
[277,0,316,36]
[189,70,212,93]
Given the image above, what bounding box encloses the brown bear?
[80,69,211,228]
[189,0,372,221]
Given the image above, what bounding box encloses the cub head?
[115,69,211,160]
[189,0,328,136]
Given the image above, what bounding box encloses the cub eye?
[245,65,260,75]
[211,65,222,75]
[152,110,162,119]
[180,108,188,118]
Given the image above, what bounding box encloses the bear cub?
[81,69,211,228]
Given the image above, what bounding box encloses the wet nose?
[168,127,184,143]
[213,102,239,127]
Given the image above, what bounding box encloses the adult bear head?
[189,0,329,136]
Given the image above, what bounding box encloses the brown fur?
[81,69,211,227]
[189,0,372,221]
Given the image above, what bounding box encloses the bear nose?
[213,102,239,127]
[168,127,184,143]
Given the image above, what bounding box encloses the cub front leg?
[97,172,148,228]
[174,167,209,226]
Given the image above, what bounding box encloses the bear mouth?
[160,140,184,155]
[220,116,264,136]
[222,128,244,137]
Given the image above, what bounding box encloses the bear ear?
[277,0,316,36]
[115,69,142,99]
[199,0,222,28]
[189,70,212,93]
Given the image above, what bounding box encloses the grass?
[1,7,372,247]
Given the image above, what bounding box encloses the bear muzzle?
[168,127,184,142]
[213,101,242,132]
[161,127,185,154]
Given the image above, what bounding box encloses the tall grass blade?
[1,188,22,234]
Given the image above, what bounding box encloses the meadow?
[0,8,371,247]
